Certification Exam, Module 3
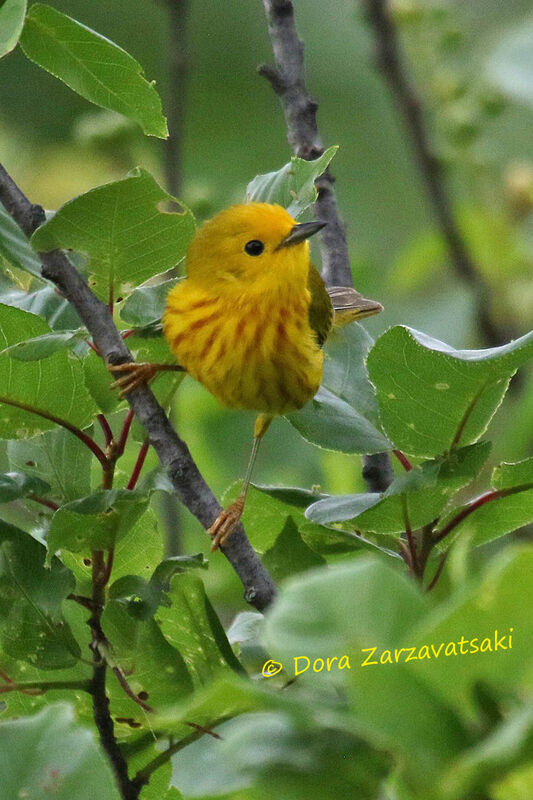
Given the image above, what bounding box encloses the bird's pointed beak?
[276,220,327,249]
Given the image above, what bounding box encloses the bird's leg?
[209,414,273,551]
[108,362,185,396]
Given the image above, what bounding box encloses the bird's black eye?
[244,239,265,256]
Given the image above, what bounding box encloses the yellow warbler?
[111,203,383,549]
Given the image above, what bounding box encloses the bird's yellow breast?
[163,278,323,414]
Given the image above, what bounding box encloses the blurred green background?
[1,0,532,607]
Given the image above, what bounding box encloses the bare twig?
[259,0,393,494]
[362,0,515,347]
[0,162,276,612]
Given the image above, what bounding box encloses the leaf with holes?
[367,326,533,457]
[31,168,195,303]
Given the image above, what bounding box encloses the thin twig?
[0,161,276,612]
[127,440,150,490]
[426,550,449,592]
[0,678,92,695]
[362,0,515,347]
[116,409,135,456]
[393,449,413,471]
[259,0,393,495]
[28,494,60,511]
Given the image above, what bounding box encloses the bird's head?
[185,202,325,285]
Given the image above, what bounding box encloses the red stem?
[116,409,135,456]
[86,339,100,354]
[28,495,60,511]
[0,395,110,470]
[426,551,449,592]
[433,482,533,544]
[97,414,114,448]
[393,449,413,471]
[121,329,134,340]
[127,440,149,490]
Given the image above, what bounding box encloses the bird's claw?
[209,497,245,551]
[108,362,158,397]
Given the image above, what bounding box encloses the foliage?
[0,4,532,800]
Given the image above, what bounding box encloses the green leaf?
[46,489,150,561]
[156,573,244,687]
[367,326,533,457]
[0,204,41,277]
[20,4,167,137]
[101,601,193,723]
[0,304,96,439]
[437,464,533,549]
[408,548,533,718]
[223,483,326,554]
[264,558,469,784]
[6,329,84,360]
[246,147,338,218]
[307,443,491,535]
[62,506,164,590]
[262,518,325,582]
[31,168,195,302]
[7,425,92,503]
[493,456,533,489]
[0,470,50,502]
[0,280,81,330]
[82,349,119,413]
[0,704,121,799]
[120,276,181,328]
[0,520,80,669]
[0,0,27,59]
[287,387,390,454]
[287,325,390,454]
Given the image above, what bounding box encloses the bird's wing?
[307,264,334,348]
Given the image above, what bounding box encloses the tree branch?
[0,162,276,612]
[161,0,189,198]
[362,0,516,347]
[259,0,393,494]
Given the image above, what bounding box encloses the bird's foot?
[209,496,245,551]
[108,362,160,396]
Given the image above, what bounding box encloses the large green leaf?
[0,304,96,439]
[367,326,533,457]
[306,442,491,534]
[101,601,193,725]
[156,573,244,687]
[0,0,27,59]
[0,204,41,276]
[0,520,80,669]
[46,489,150,562]
[408,548,533,718]
[31,168,195,302]
[5,329,85,361]
[264,558,470,784]
[0,704,121,799]
[7,425,92,503]
[287,324,390,454]
[20,4,167,137]
[246,147,337,218]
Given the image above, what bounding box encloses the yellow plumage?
[163,204,322,414]
[113,202,382,549]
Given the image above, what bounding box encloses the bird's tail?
[327,286,383,326]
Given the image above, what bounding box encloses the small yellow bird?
[111,203,382,549]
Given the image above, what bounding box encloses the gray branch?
[0,162,276,611]
[259,0,352,288]
[259,0,392,494]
